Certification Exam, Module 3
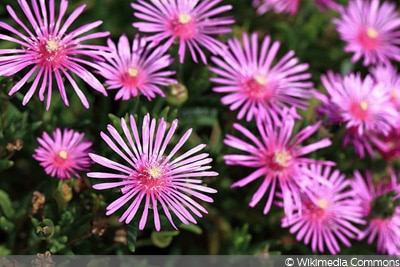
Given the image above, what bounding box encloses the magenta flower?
[281,165,365,255]
[33,128,93,180]
[96,34,176,101]
[88,114,218,231]
[320,71,398,137]
[333,0,400,66]
[252,0,300,15]
[131,0,234,64]
[0,0,109,110]
[209,33,313,122]
[224,116,333,216]
[352,170,400,255]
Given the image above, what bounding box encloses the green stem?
[130,96,140,115]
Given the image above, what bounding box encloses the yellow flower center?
[128,67,139,77]
[254,74,267,85]
[273,150,291,168]
[360,100,368,111]
[178,13,191,24]
[45,39,60,53]
[366,27,378,39]
[58,150,68,160]
[317,198,328,209]
[148,166,162,179]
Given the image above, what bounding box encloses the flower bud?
[53,181,73,209]
[36,219,54,239]
[166,83,188,105]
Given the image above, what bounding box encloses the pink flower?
[88,114,218,231]
[209,33,313,122]
[33,128,93,180]
[281,165,365,255]
[97,34,176,101]
[224,116,333,216]
[333,0,400,66]
[131,0,234,64]
[252,0,300,15]
[351,170,400,255]
[0,0,110,109]
[318,71,399,158]
[320,71,398,137]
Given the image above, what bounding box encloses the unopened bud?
[36,219,54,239]
[166,83,188,105]
[54,182,73,205]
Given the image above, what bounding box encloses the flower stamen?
[273,149,292,168]
[254,74,267,85]
[317,198,328,209]
[58,150,68,160]
[367,27,378,39]
[128,67,139,77]
[46,39,60,53]
[178,13,191,24]
[148,165,162,179]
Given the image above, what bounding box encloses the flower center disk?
[349,100,369,120]
[170,13,196,39]
[358,27,379,50]
[266,149,292,172]
[304,197,330,221]
[244,75,275,101]
[38,37,65,65]
[132,159,170,192]
[121,67,144,88]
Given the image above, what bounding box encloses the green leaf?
[151,230,179,249]
[178,223,203,235]
[127,222,139,252]
[31,217,39,228]
[108,113,121,126]
[0,216,14,232]
[230,224,252,254]
[30,121,43,131]
[0,160,14,173]
[0,189,14,219]
[158,105,170,119]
